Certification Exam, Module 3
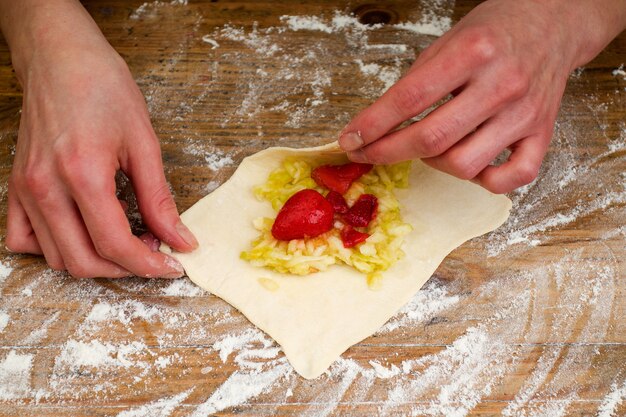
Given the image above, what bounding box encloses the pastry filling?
[241,158,412,288]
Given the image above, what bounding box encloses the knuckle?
[22,168,51,201]
[483,181,507,194]
[392,84,428,115]
[514,162,540,186]
[497,65,530,100]
[464,27,498,64]
[150,184,177,212]
[48,260,66,271]
[5,233,28,254]
[447,155,483,180]
[94,239,126,261]
[359,148,389,165]
[415,124,452,157]
[65,263,93,279]
[57,152,92,189]
[519,102,542,127]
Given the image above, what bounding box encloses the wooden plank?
[0,0,624,415]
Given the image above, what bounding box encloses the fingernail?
[163,255,185,278]
[339,131,364,151]
[176,221,199,249]
[347,149,368,163]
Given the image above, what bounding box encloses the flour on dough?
[161,142,512,379]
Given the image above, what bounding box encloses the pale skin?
[0,0,624,278]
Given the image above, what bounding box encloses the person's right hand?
[3,1,197,278]
[339,0,626,193]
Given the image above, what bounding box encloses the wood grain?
[0,1,624,416]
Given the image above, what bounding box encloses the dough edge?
[162,141,512,379]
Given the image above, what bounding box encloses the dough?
[162,142,512,379]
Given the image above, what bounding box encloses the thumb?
[126,139,198,253]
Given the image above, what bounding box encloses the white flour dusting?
[0,310,8,333]
[377,281,461,333]
[161,278,206,296]
[201,35,219,49]
[130,0,188,20]
[20,311,60,345]
[486,94,626,256]
[613,64,626,81]
[86,300,162,325]
[0,0,624,415]
[0,261,13,284]
[116,388,194,417]
[55,339,150,370]
[0,351,33,400]
[597,379,626,417]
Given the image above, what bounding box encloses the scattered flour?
[394,12,451,36]
[1,0,623,415]
[55,339,150,370]
[86,300,162,325]
[369,361,402,379]
[200,35,219,49]
[612,64,626,81]
[282,10,451,37]
[161,278,206,296]
[183,143,236,171]
[21,311,61,345]
[116,388,194,417]
[0,310,8,333]
[130,0,188,20]
[597,379,626,417]
[205,152,235,171]
[377,282,461,333]
[0,261,13,284]
[0,351,33,400]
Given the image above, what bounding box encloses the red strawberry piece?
[271,189,334,241]
[343,194,378,227]
[325,191,349,214]
[312,162,373,194]
[340,225,369,248]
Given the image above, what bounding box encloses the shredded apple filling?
[240,158,412,288]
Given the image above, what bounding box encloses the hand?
[339,0,626,193]
[3,1,197,278]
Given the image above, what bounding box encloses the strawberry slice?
[340,225,369,248]
[343,194,378,227]
[312,162,373,194]
[272,189,334,241]
[325,191,349,214]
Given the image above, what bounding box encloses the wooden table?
[0,1,624,416]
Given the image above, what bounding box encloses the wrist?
[0,0,116,84]
[562,0,626,69]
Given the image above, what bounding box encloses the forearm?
[521,0,626,69]
[565,0,626,68]
[0,0,113,83]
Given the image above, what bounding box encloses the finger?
[125,132,198,252]
[17,199,65,270]
[345,83,506,164]
[339,42,472,152]
[6,180,42,254]
[422,115,526,180]
[474,135,547,194]
[62,161,185,278]
[35,188,132,278]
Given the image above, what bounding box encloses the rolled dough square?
[162,142,511,378]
